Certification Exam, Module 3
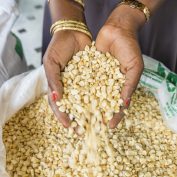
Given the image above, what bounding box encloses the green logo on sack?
[166,81,176,92]
[157,63,177,93]
[157,63,166,78]
[166,73,177,93]
[166,72,177,86]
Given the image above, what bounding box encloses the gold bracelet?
[50,20,87,34]
[51,20,87,26]
[53,26,92,39]
[52,24,88,34]
[50,20,92,39]
[118,0,150,21]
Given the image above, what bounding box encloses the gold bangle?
[50,22,88,35]
[50,20,92,39]
[50,20,87,34]
[118,0,150,21]
[52,24,88,34]
[51,20,87,27]
[53,26,92,39]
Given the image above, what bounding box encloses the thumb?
[95,27,111,53]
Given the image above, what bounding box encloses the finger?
[48,87,70,128]
[44,56,63,100]
[109,59,142,129]
[121,57,144,101]
[111,43,143,102]
[109,107,125,129]
[109,95,131,129]
[44,56,70,127]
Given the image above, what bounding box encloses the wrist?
[49,0,85,24]
[106,5,146,33]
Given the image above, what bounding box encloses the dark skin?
[43,30,91,127]
[43,0,164,128]
[43,0,91,127]
[96,5,145,128]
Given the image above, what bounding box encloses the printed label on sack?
[141,56,177,124]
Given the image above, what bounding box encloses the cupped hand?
[43,30,91,127]
[96,12,144,128]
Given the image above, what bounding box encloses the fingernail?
[124,98,131,108]
[51,91,58,102]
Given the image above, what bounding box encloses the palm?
[47,31,91,70]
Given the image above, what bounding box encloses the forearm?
[139,0,165,13]
[106,0,165,32]
[48,0,85,23]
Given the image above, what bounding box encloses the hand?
[96,6,144,129]
[43,30,91,127]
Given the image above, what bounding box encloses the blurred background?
[12,0,45,68]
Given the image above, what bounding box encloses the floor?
[12,0,45,68]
